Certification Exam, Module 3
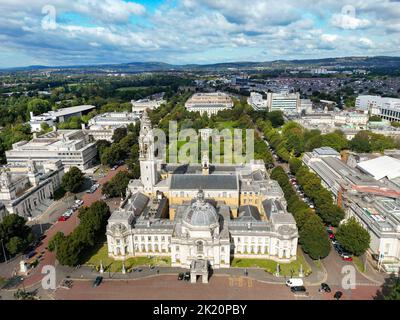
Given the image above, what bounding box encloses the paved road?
[54,274,380,300]
[4,165,128,289]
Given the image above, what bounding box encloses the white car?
[75,199,84,206]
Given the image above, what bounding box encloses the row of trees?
[291,162,345,226]
[271,167,331,260]
[0,214,34,259]
[99,123,140,174]
[48,201,110,266]
[259,120,399,162]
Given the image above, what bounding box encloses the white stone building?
[131,98,166,114]
[247,92,267,111]
[106,111,299,276]
[5,129,97,171]
[185,92,234,116]
[0,160,64,220]
[85,112,139,142]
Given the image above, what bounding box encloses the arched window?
[197,241,204,254]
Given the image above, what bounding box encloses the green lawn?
[353,256,366,273]
[0,277,6,288]
[231,250,312,277]
[84,244,171,272]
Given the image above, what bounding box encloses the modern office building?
[0,160,64,220]
[303,148,400,269]
[29,105,96,132]
[356,95,400,123]
[5,129,97,171]
[266,92,300,114]
[185,92,233,116]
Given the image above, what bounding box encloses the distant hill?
[2,56,400,73]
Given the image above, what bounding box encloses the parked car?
[341,253,353,261]
[111,165,119,171]
[329,233,335,239]
[58,215,68,222]
[290,286,307,293]
[286,278,304,287]
[334,291,343,300]
[25,250,36,260]
[75,200,84,206]
[184,272,190,281]
[319,283,331,293]
[178,273,184,280]
[93,276,103,287]
[331,239,338,245]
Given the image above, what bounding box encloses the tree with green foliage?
[102,171,132,198]
[299,214,331,260]
[0,214,33,258]
[383,279,400,300]
[289,157,303,175]
[6,236,25,256]
[54,200,110,266]
[112,127,128,143]
[27,98,51,116]
[100,144,125,166]
[61,166,85,193]
[335,217,370,256]
[48,231,66,252]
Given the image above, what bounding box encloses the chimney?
[81,123,86,130]
[52,125,57,132]
[30,111,34,119]
[33,133,37,139]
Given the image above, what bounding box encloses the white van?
[285,278,304,287]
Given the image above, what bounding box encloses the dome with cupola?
[183,190,219,227]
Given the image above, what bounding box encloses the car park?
[93,276,103,287]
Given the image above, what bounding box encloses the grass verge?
[231,249,312,277]
[83,243,171,272]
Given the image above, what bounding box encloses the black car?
[93,276,103,287]
[184,272,190,281]
[290,286,307,293]
[320,283,331,293]
[178,273,184,280]
[334,291,343,300]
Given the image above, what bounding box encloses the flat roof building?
[5,129,97,171]
[29,105,96,132]
[85,112,139,142]
[185,92,233,116]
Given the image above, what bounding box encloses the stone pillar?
[190,273,196,284]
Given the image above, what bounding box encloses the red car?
[341,254,353,261]
[58,215,69,222]
[329,233,335,239]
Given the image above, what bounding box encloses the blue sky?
[0,0,399,67]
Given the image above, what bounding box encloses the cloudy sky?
[0,0,400,67]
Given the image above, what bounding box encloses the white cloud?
[331,13,371,30]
